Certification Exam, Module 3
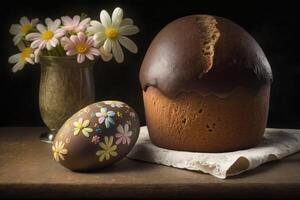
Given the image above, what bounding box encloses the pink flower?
[115,124,132,145]
[62,32,100,63]
[91,135,101,144]
[61,15,91,33]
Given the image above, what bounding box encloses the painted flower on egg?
[52,141,68,162]
[115,124,132,145]
[96,136,118,162]
[73,118,93,137]
[96,107,115,128]
[91,135,101,144]
[104,101,124,108]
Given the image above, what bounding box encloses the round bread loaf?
[140,15,272,152]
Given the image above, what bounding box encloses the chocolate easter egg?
[51,101,140,171]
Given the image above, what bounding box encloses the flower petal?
[99,47,113,62]
[126,137,131,145]
[94,33,106,47]
[54,153,59,162]
[12,61,25,73]
[107,117,115,125]
[46,41,52,50]
[78,17,91,30]
[104,136,109,145]
[100,9,111,28]
[103,39,112,53]
[99,154,106,162]
[8,54,20,64]
[9,24,21,35]
[34,49,41,63]
[85,53,94,60]
[96,150,102,156]
[117,124,124,133]
[89,48,100,56]
[82,119,90,127]
[34,51,42,62]
[54,29,65,38]
[85,127,93,133]
[101,107,107,113]
[110,145,117,151]
[124,124,129,133]
[105,153,110,160]
[82,129,90,137]
[36,24,46,33]
[13,35,22,45]
[20,17,30,25]
[60,149,68,154]
[119,25,139,36]
[60,37,70,47]
[120,18,133,26]
[25,57,34,65]
[77,54,85,63]
[26,33,41,41]
[115,138,122,145]
[112,7,123,27]
[118,36,138,53]
[99,142,107,150]
[78,32,86,43]
[105,119,110,128]
[70,35,80,44]
[50,38,58,47]
[61,16,73,25]
[86,37,94,48]
[112,41,124,63]
[66,49,77,56]
[107,111,115,117]
[108,136,114,147]
[73,15,80,26]
[87,21,104,34]
[58,153,65,161]
[74,128,80,135]
[31,18,39,26]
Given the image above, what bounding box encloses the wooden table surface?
[0,127,300,199]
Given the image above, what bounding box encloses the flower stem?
[57,45,66,56]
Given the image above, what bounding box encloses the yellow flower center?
[77,123,84,129]
[103,112,108,117]
[67,26,76,33]
[105,28,119,39]
[21,48,33,60]
[75,43,87,54]
[42,31,54,40]
[21,24,32,34]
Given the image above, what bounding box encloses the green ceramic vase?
[39,56,95,143]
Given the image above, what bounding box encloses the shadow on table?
[79,158,155,174]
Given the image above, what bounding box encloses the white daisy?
[9,17,39,45]
[87,7,139,63]
[61,15,91,34]
[26,18,65,51]
[8,42,35,73]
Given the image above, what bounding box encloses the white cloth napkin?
[127,126,300,179]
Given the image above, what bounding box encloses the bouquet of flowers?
[8,7,139,72]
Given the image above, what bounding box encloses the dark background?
[0,0,299,128]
